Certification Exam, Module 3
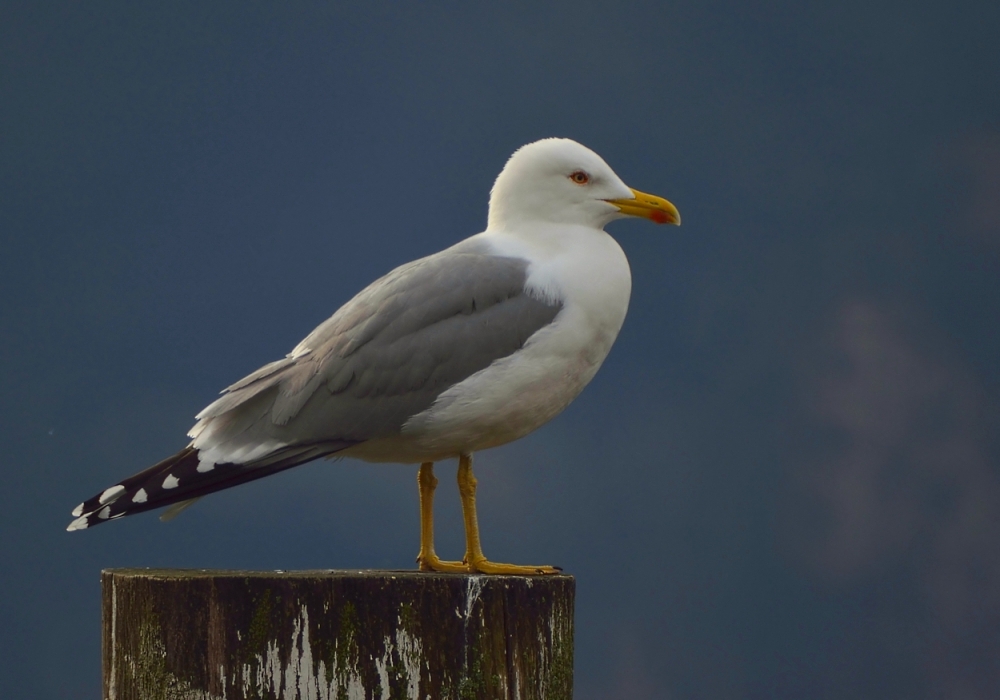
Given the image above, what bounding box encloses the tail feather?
[159,497,202,522]
[66,441,354,531]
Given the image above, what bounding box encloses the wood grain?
[102,569,574,699]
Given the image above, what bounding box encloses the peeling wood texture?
[102,569,574,700]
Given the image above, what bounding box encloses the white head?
[486,138,680,231]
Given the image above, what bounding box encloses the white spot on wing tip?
[99,485,126,505]
[67,516,89,531]
[71,503,84,517]
[196,457,215,473]
[97,506,111,520]
[162,474,179,489]
[132,488,148,503]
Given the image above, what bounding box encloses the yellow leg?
[457,453,560,575]
[416,462,466,572]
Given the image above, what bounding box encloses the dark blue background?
[2,2,999,697]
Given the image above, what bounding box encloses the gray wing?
[66,245,564,531]
[189,247,563,464]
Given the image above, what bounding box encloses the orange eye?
[570,170,590,185]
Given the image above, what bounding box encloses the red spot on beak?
[650,210,670,224]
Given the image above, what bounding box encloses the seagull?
[67,138,680,575]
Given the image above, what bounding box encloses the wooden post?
[102,569,574,700]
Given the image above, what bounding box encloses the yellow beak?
[607,188,681,225]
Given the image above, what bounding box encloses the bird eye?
[569,170,590,185]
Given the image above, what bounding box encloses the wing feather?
[68,245,563,529]
[191,248,562,460]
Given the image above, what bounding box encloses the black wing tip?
[65,447,200,532]
[65,442,350,532]
[66,505,127,531]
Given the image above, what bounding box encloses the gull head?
[487,138,680,231]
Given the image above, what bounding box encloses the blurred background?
[2,1,999,697]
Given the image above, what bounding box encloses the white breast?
[343,224,632,464]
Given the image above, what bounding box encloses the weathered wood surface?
[102,569,574,700]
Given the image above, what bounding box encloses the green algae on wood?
[102,569,574,700]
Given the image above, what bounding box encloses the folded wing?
[68,246,563,530]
